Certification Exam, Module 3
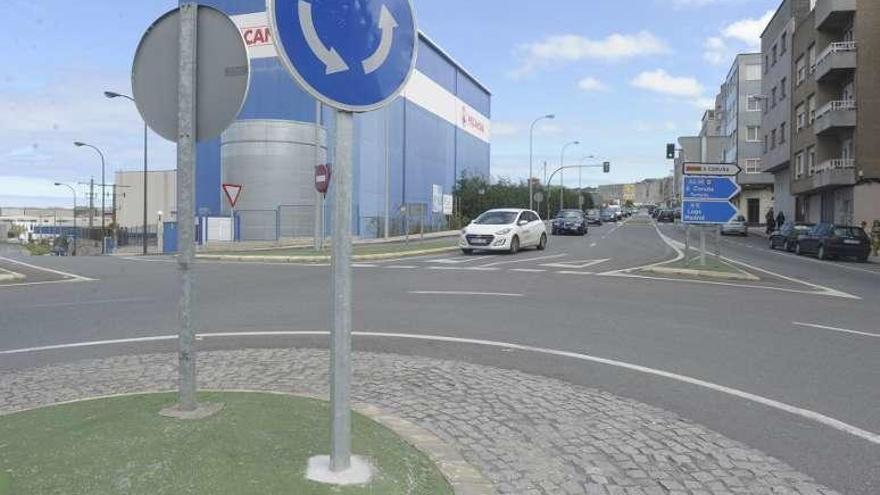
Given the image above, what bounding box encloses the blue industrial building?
[193,0,491,241]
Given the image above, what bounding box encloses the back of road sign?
[132,6,250,142]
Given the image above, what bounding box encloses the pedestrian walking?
[765,208,776,235]
[776,211,786,230]
[872,220,880,257]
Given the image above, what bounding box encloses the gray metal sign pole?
[700,226,707,266]
[176,2,198,411]
[684,225,691,267]
[330,109,354,472]
[314,100,323,251]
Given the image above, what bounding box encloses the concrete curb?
[197,246,458,263]
[642,265,760,281]
[0,389,493,495]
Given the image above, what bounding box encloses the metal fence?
[278,204,314,239]
[117,226,158,247]
[236,209,279,241]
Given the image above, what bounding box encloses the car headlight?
[495,228,513,236]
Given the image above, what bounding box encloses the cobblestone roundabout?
[1,349,839,495]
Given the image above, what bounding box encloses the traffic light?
[666,143,676,160]
[603,161,611,174]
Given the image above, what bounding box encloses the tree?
[453,174,594,222]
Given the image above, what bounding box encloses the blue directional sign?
[682,176,741,201]
[270,0,418,113]
[682,201,739,225]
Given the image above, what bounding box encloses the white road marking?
[427,266,499,272]
[425,257,484,265]
[0,256,95,281]
[590,243,598,248]
[761,247,880,277]
[541,259,609,269]
[793,322,880,339]
[510,268,547,273]
[118,256,176,263]
[5,331,879,446]
[555,271,595,275]
[408,291,523,297]
[18,297,155,310]
[478,253,567,268]
[352,263,378,268]
[0,279,95,289]
[385,265,417,269]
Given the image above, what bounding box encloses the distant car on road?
[769,222,814,252]
[552,210,588,236]
[795,223,871,262]
[721,216,748,236]
[459,209,547,255]
[655,209,675,223]
[585,210,603,226]
[600,211,617,223]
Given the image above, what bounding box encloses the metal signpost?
[132,4,249,416]
[223,184,243,241]
[270,0,418,480]
[681,163,742,267]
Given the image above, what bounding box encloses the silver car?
[721,215,748,236]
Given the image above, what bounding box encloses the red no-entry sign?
[315,164,331,194]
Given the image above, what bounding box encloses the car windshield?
[560,211,582,220]
[473,211,517,225]
[833,227,867,238]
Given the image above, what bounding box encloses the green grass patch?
[0,393,453,495]
[216,238,456,258]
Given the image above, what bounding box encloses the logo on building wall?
[461,105,487,138]
[242,26,273,47]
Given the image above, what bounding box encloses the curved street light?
[559,141,580,211]
[74,141,106,253]
[106,91,150,255]
[529,114,555,211]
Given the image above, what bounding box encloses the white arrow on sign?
[297,0,349,75]
[362,5,398,74]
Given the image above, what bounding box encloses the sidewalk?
[1,349,839,495]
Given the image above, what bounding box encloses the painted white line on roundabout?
[3,330,879,446]
[408,291,524,298]
[0,256,95,281]
[793,322,880,339]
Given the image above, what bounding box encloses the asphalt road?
[1,216,878,494]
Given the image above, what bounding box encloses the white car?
[459,209,547,254]
[721,215,748,236]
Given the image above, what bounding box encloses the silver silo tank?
[221,120,327,241]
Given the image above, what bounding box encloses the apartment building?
[719,53,776,224]
[761,0,810,221]
[673,101,726,206]
[789,0,880,225]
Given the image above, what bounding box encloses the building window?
[807,94,816,124]
[780,122,786,144]
[796,103,806,130]
[745,159,762,174]
[772,44,778,66]
[745,64,762,81]
[770,129,777,149]
[781,33,787,54]
[780,77,787,100]
[764,55,770,74]
[747,126,760,142]
[747,96,761,112]
[764,134,769,154]
[796,56,806,85]
[808,43,816,72]
[771,87,778,108]
[795,152,804,178]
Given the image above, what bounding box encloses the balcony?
[792,159,857,195]
[815,0,856,32]
[814,42,857,82]
[814,100,857,136]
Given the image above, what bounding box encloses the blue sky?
[0,0,779,207]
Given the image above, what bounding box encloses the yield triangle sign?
[222,184,243,208]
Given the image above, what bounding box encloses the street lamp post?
[54,182,77,256]
[529,114,555,211]
[106,91,149,255]
[559,141,580,212]
[74,141,106,253]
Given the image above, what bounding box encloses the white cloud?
[703,10,774,65]
[577,77,608,92]
[631,69,704,98]
[722,10,774,49]
[511,31,670,77]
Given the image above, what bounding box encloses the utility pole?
[88,178,95,229]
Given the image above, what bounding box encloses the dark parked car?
[769,222,814,252]
[656,209,675,223]
[796,223,871,262]
[552,210,588,236]
[600,211,617,223]
[585,210,603,225]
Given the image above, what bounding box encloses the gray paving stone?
[0,349,840,495]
